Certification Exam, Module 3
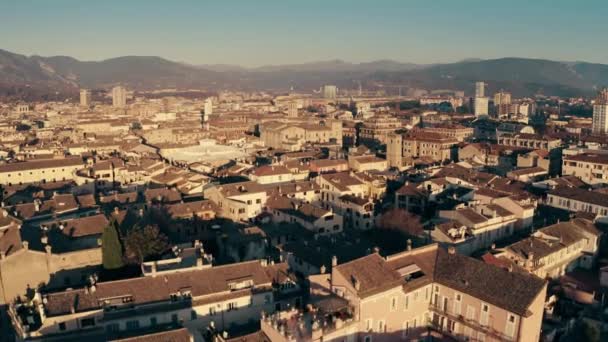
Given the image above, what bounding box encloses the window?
[209,307,217,316]
[191,310,197,320]
[405,295,409,310]
[58,322,66,331]
[364,336,372,342]
[171,314,178,323]
[256,198,261,204]
[391,297,397,311]
[227,302,238,311]
[106,323,119,332]
[150,317,157,326]
[366,319,373,331]
[81,318,95,327]
[402,321,410,338]
[378,320,385,332]
[126,320,139,330]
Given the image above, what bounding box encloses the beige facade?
[262,244,547,342]
[0,157,85,185]
[387,131,458,168]
[204,181,268,221]
[562,153,608,185]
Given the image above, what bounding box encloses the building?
[286,101,298,118]
[322,85,337,100]
[112,86,127,108]
[262,244,547,342]
[0,157,85,185]
[11,258,296,340]
[592,88,608,134]
[204,98,213,116]
[204,181,267,221]
[546,186,608,215]
[494,219,601,279]
[562,153,608,185]
[494,91,512,116]
[497,133,561,151]
[358,114,402,145]
[80,89,92,107]
[387,131,458,168]
[474,97,489,117]
[423,124,474,142]
[494,91,511,106]
[260,121,342,151]
[475,81,486,98]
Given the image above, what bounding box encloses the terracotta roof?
[58,214,109,238]
[250,165,291,177]
[111,328,192,342]
[43,260,274,316]
[434,248,546,317]
[0,225,22,257]
[0,157,83,173]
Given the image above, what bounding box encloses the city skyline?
[2,0,608,67]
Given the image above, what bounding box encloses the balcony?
[428,303,514,342]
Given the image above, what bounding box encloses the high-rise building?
[494,90,512,116]
[494,90,511,106]
[322,85,337,99]
[79,89,91,107]
[475,81,485,98]
[474,97,489,117]
[112,86,127,108]
[204,98,213,116]
[592,88,608,134]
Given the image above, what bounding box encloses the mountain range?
[1,48,607,101]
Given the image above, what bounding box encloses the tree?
[377,208,424,237]
[102,220,125,270]
[123,224,170,264]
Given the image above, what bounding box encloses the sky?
[1,0,607,67]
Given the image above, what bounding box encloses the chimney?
[22,241,29,250]
[373,246,380,254]
[113,206,119,214]
[151,262,157,277]
[448,246,456,255]
[491,243,496,250]
[331,255,338,267]
[320,264,326,274]
[34,200,40,212]
[406,239,412,251]
[41,234,48,245]
[45,245,52,254]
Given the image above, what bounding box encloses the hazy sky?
[1,0,606,67]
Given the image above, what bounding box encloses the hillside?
[1,49,607,99]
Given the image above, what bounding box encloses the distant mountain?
[1,49,607,100]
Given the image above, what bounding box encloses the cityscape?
[1,1,608,342]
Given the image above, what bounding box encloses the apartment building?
[347,155,388,172]
[204,181,268,221]
[546,186,608,215]
[261,121,342,151]
[262,244,547,342]
[387,131,458,169]
[436,204,517,255]
[267,196,343,235]
[562,153,608,185]
[248,165,294,184]
[423,124,474,142]
[495,219,601,279]
[358,114,402,145]
[0,157,85,185]
[11,260,295,340]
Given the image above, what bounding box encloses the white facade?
[475,81,485,98]
[474,97,489,117]
[112,86,127,108]
[79,89,91,107]
[592,104,608,134]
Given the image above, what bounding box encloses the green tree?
[101,220,125,270]
[123,224,170,264]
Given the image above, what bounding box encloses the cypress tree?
[101,219,125,270]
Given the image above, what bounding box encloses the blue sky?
[1,0,606,66]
